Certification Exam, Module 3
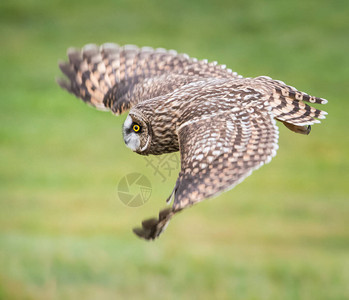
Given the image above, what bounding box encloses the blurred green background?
[1,0,348,299]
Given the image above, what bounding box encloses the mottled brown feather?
[57,43,328,241]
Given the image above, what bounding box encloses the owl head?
[123,112,151,154]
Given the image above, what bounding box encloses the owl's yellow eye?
[133,124,140,132]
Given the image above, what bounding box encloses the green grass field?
[1,0,348,299]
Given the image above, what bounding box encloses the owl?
[57,43,328,240]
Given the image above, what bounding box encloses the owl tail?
[271,87,327,127]
[57,43,124,111]
[255,76,328,134]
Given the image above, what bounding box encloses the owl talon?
[165,191,175,205]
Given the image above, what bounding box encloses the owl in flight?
[58,43,327,240]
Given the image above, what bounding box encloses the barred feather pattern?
[58,43,328,241]
[58,43,242,113]
[58,43,327,130]
[132,80,280,239]
[254,76,328,127]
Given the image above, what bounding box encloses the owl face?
[123,113,151,154]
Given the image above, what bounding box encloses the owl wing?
[133,93,279,240]
[57,43,241,114]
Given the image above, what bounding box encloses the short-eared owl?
[58,43,328,240]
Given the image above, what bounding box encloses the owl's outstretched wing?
[133,92,279,240]
[57,43,241,114]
